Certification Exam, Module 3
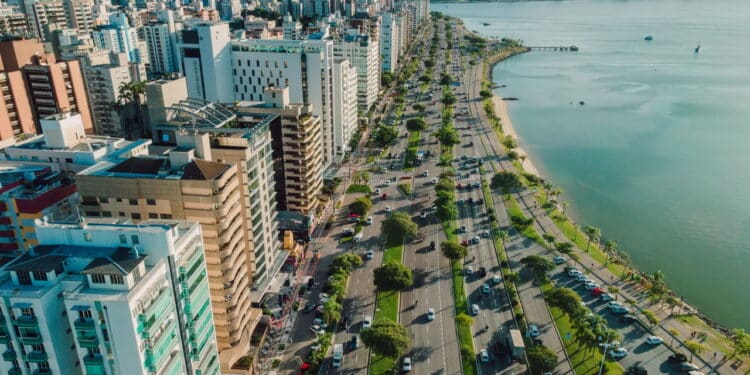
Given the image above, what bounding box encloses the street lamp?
[598,332,615,375]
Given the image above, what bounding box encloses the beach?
[490,95,540,177]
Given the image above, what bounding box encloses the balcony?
[74,318,95,329]
[83,353,103,365]
[2,350,16,361]
[24,351,48,362]
[0,331,9,344]
[19,334,42,345]
[15,315,37,328]
[77,334,99,348]
[32,369,51,375]
[8,367,21,375]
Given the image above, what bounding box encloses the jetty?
[528,45,579,52]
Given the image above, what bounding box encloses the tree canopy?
[381,211,418,242]
[520,255,555,275]
[332,253,363,274]
[491,171,523,192]
[373,262,413,290]
[406,118,428,131]
[527,345,558,374]
[434,123,460,146]
[372,125,399,147]
[546,287,583,317]
[349,196,372,216]
[360,320,410,357]
[441,240,468,260]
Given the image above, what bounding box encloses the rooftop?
[5,244,145,275]
[83,156,230,181]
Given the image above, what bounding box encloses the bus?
[332,344,344,367]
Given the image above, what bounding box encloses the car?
[471,304,480,315]
[472,236,480,244]
[374,188,382,195]
[472,181,481,188]
[402,357,412,372]
[600,293,614,302]
[479,349,490,362]
[383,180,391,186]
[362,315,372,329]
[343,228,354,236]
[457,199,465,205]
[420,211,427,219]
[302,303,316,313]
[532,338,544,346]
[607,301,623,310]
[680,362,700,372]
[385,206,392,213]
[481,230,491,238]
[575,273,588,282]
[476,198,484,205]
[459,225,467,233]
[431,177,438,184]
[491,275,502,284]
[319,293,330,303]
[348,216,360,223]
[612,305,631,314]
[316,305,325,313]
[668,353,688,363]
[591,287,604,296]
[609,347,628,359]
[423,170,429,177]
[477,267,487,277]
[480,284,492,294]
[464,266,474,275]
[349,335,359,349]
[309,325,324,335]
[526,324,540,338]
[553,256,566,264]
[313,318,328,329]
[427,308,435,321]
[365,249,374,259]
[366,216,373,225]
[568,269,582,277]
[429,241,436,250]
[620,314,637,323]
[645,335,663,345]
[584,281,599,290]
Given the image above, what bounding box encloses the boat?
[481,22,490,26]
[644,36,653,41]
[695,44,701,53]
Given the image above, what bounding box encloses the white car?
[313,318,328,329]
[402,357,412,372]
[472,181,481,188]
[553,256,566,264]
[575,273,588,282]
[481,230,491,238]
[470,304,480,315]
[645,335,663,345]
[385,206,392,213]
[427,308,435,321]
[431,178,438,184]
[423,170,429,177]
[612,305,630,314]
[374,188,382,195]
[479,349,490,362]
[362,315,372,329]
[459,226,467,233]
[568,269,582,277]
[420,211,428,219]
[609,347,628,359]
[472,236,480,244]
[309,324,324,335]
[481,283,491,294]
[366,216,373,225]
[600,293,614,302]
[365,249,374,260]
[491,275,502,284]
[526,324,540,338]
[607,301,623,310]
[383,180,391,187]
[464,266,474,275]
[584,281,599,290]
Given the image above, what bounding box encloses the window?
[77,310,92,319]
[110,275,124,284]
[84,233,91,241]
[119,234,127,243]
[148,213,158,219]
[146,199,156,205]
[21,307,34,317]
[91,274,106,284]
[128,199,138,205]
[118,212,125,217]
[101,328,109,342]
[131,213,141,220]
[102,211,112,217]
[54,264,63,276]
[131,235,139,244]
[32,272,47,281]
[17,272,31,285]
[30,344,44,353]
[161,214,172,219]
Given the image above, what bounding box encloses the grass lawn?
[404,130,420,171]
[675,314,736,356]
[347,184,372,194]
[370,238,404,375]
[540,282,624,375]
[503,193,545,246]
[397,183,412,196]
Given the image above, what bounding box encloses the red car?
[591,287,604,296]
[382,193,387,200]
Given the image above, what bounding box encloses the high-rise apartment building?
[143,9,181,77]
[334,30,380,110]
[23,0,68,41]
[0,6,31,37]
[0,70,36,142]
[218,0,240,20]
[380,11,399,73]
[332,57,358,160]
[63,0,94,32]
[92,12,145,65]
[0,219,220,375]
[281,13,302,40]
[237,86,323,214]
[178,22,234,103]
[230,38,335,167]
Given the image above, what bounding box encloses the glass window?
[110,275,124,284]
[146,199,156,205]
[128,199,138,205]
[119,234,127,243]
[32,272,47,281]
[17,272,31,285]
[91,274,106,284]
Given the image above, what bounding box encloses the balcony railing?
[15,315,37,328]
[24,351,48,362]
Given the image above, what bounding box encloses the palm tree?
[561,201,569,215]
[322,299,341,326]
[556,242,574,255]
[116,81,147,139]
[498,230,509,244]
[668,328,680,347]
[665,296,679,316]
[603,240,617,264]
[504,272,520,284]
[583,226,600,252]
[542,234,556,252]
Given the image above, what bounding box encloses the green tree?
[502,135,517,150]
[527,345,558,374]
[440,72,452,85]
[332,253,363,274]
[573,326,598,354]
[418,74,431,83]
[683,339,706,362]
[381,211,418,241]
[542,234,556,251]
[373,125,399,147]
[360,320,410,357]
[441,240,468,260]
[665,296,679,316]
[442,92,457,105]
[504,272,521,284]
[434,123,460,146]
[406,118,428,131]
[583,225,600,252]
[730,328,750,356]
[555,242,574,255]
[603,240,617,264]
[479,89,492,98]
[435,201,458,221]
[116,81,147,139]
[373,262,413,290]
[491,171,523,192]
[381,71,394,87]
[668,328,680,347]
[648,270,668,303]
[435,178,456,193]
[321,299,341,325]
[520,255,555,276]
[546,287,583,317]
[349,196,372,216]
[412,103,426,113]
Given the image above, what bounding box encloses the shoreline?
[489,95,541,177]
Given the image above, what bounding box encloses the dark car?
[302,303,317,313]
[478,267,487,278]
[429,241,436,250]
[620,314,637,323]
[475,199,484,205]
[532,338,543,346]
[626,365,647,375]
[668,353,688,363]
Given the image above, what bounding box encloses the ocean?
[432,0,750,330]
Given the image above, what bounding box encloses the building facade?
[92,12,145,65]
[334,30,380,110]
[331,58,357,161]
[179,22,234,103]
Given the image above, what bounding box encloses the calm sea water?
[433,0,750,330]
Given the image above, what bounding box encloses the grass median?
[370,237,404,375]
[503,193,545,246]
[404,130,420,171]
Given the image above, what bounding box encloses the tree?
[373,262,413,290]
[442,92,457,105]
[573,326,598,354]
[406,118,428,131]
[479,89,492,98]
[381,71,394,87]
[349,196,372,216]
[116,81,147,139]
[441,240,468,260]
[546,287,583,317]
[434,123,460,146]
[527,345,557,374]
[520,255,555,276]
[583,225,600,252]
[332,253,363,274]
[418,74,431,83]
[360,320,410,357]
[435,178,456,193]
[372,125,398,147]
[491,171,523,192]
[382,211,418,241]
[542,234,556,251]
[440,72,452,85]
[730,328,750,356]
[683,339,706,362]
[502,135,517,150]
[665,296,679,316]
[412,103,426,113]
[435,201,458,221]
[668,328,680,347]
[603,240,617,264]
[504,272,520,283]
[321,299,341,325]
[648,270,668,303]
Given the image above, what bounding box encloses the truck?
[332,344,343,367]
[508,329,526,360]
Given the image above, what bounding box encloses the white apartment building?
[380,11,399,73]
[143,10,181,76]
[282,13,302,40]
[0,5,30,37]
[332,58,358,160]
[0,220,220,375]
[334,30,380,110]
[179,22,234,104]
[230,38,335,168]
[93,12,145,65]
[24,0,67,41]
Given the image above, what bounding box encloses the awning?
[12,302,31,309]
[70,305,91,311]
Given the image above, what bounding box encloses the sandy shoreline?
[490,95,541,177]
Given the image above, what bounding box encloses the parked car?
[591,287,604,296]
[553,256,566,264]
[362,315,372,329]
[620,314,637,323]
[464,266,474,275]
[680,362,700,372]
[491,275,502,284]
[609,347,628,359]
[481,283,491,294]
[365,249,374,260]
[600,293,614,302]
[402,357,412,372]
[526,324,540,338]
[429,241,436,250]
[302,303,316,313]
[366,216,373,225]
[459,225,467,233]
[479,349,490,363]
[471,236,480,244]
[385,206,392,213]
[668,353,688,363]
[477,267,487,277]
[471,304,480,315]
[349,335,359,349]
[645,335,663,345]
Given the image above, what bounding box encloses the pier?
[528,45,579,52]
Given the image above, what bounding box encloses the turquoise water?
[433,0,750,330]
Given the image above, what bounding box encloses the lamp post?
[598,331,615,375]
